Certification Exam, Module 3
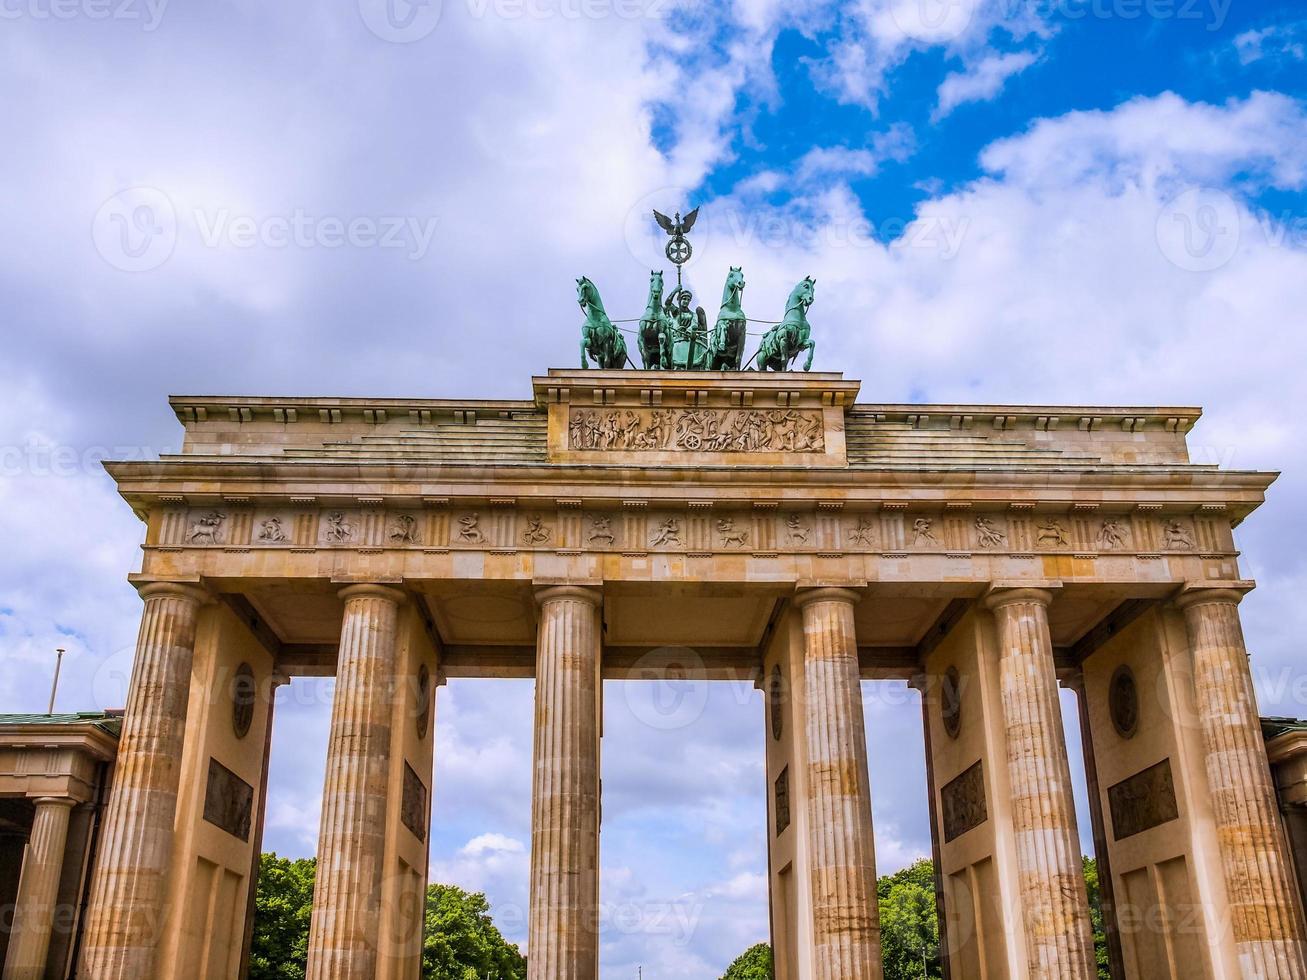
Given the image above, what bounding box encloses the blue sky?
[2,0,1307,976]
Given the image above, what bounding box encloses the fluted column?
[3,797,77,980]
[795,587,882,980]
[528,586,601,980]
[306,584,406,980]
[985,587,1095,979]
[79,581,208,979]
[1177,588,1307,976]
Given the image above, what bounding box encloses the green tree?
[422,883,526,980]
[719,941,773,979]
[878,859,941,980]
[1082,856,1112,980]
[248,856,525,980]
[249,853,316,980]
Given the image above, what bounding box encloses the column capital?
[984,586,1056,611]
[30,795,78,809]
[1174,584,1252,611]
[134,580,212,606]
[534,584,603,607]
[794,585,863,609]
[336,583,408,605]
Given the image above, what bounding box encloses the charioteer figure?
[664,285,710,370]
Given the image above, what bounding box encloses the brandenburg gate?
[45,360,1307,978]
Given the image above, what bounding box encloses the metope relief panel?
[941,760,987,843]
[567,407,825,453]
[253,510,296,545]
[185,509,228,546]
[1109,758,1179,840]
[203,758,254,843]
[318,509,361,545]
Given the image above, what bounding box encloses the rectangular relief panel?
[1108,758,1179,841]
[941,760,987,843]
[775,766,791,836]
[401,761,428,843]
[203,757,254,842]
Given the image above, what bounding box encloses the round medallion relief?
[416,664,433,740]
[768,665,784,741]
[941,666,962,740]
[1109,665,1139,739]
[231,662,256,740]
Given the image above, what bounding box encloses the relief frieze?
[169,504,1223,558]
[567,408,825,453]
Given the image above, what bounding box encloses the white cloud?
[935,49,1039,119]
[1234,23,1306,66]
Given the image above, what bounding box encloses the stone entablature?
[165,370,1200,468]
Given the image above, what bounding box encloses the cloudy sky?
[2,0,1307,975]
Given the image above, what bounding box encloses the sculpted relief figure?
[1037,519,1069,546]
[912,518,938,544]
[1163,519,1193,550]
[717,518,748,547]
[588,516,615,545]
[457,513,485,544]
[975,516,1006,549]
[568,407,824,454]
[650,518,681,546]
[522,516,552,544]
[324,512,354,542]
[257,517,286,542]
[785,514,810,543]
[389,515,417,543]
[849,517,876,546]
[189,511,225,544]
[1099,518,1128,549]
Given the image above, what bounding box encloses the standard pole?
[47,647,65,714]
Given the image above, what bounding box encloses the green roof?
[0,712,121,737]
[1262,716,1307,740]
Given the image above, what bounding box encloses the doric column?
[3,797,77,980]
[984,587,1095,979]
[795,587,882,980]
[528,586,602,980]
[1177,588,1307,976]
[79,581,208,980]
[306,584,406,980]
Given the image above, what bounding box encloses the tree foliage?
[249,853,316,980]
[878,859,942,980]
[1083,856,1112,980]
[719,942,773,979]
[248,855,525,980]
[720,856,1110,980]
[421,882,526,980]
